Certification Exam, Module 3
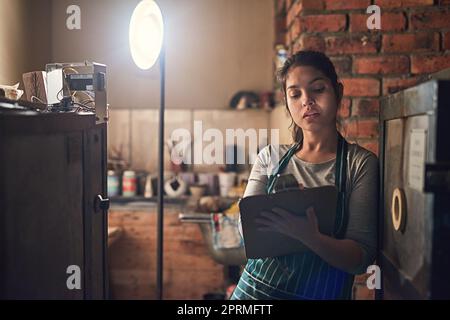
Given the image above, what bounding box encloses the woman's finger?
[306,206,319,226]
[260,211,281,223]
[257,226,276,233]
[271,207,292,218]
[254,217,274,227]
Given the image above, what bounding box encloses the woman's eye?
[289,93,300,99]
[313,86,325,93]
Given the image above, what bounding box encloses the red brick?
[292,40,302,53]
[411,10,450,30]
[299,14,347,32]
[349,14,370,33]
[354,55,410,74]
[275,15,287,33]
[374,0,434,7]
[275,32,287,46]
[326,35,379,55]
[358,140,379,156]
[344,119,379,139]
[350,12,406,33]
[276,0,286,15]
[286,0,294,11]
[411,54,450,74]
[330,56,352,75]
[290,18,302,43]
[382,77,423,95]
[341,78,380,97]
[298,34,326,52]
[301,0,325,11]
[352,99,380,117]
[338,98,351,118]
[382,32,439,53]
[287,0,303,28]
[285,28,292,48]
[444,32,450,50]
[325,0,370,10]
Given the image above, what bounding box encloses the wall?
[272,0,450,300]
[273,0,450,155]
[0,0,51,86]
[108,108,271,173]
[51,0,274,110]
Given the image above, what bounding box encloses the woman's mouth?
[303,112,320,119]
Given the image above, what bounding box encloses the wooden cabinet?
[0,111,108,299]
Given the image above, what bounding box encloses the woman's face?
[285,66,341,133]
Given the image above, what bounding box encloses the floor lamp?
[129,0,165,300]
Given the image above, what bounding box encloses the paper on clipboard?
[239,186,338,259]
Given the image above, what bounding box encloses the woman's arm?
[257,151,379,274]
[304,224,365,274]
[257,206,364,273]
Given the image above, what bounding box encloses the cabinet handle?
[94,194,110,213]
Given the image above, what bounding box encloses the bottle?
[107,170,119,197]
[122,170,137,197]
[144,174,154,198]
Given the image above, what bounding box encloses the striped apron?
[231,134,354,300]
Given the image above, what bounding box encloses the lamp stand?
[156,41,165,300]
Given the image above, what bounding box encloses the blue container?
[107,170,120,197]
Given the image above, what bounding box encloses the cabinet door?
[83,124,108,299]
[0,133,84,299]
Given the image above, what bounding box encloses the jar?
[107,170,119,197]
[122,170,137,197]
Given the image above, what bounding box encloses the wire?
[31,96,46,104]
[73,101,95,112]
[56,66,79,102]
[80,99,95,104]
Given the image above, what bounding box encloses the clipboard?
[239,185,338,259]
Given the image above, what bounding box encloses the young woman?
[231,50,378,300]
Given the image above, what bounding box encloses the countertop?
[109,195,240,212]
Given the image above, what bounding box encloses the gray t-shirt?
[240,142,379,275]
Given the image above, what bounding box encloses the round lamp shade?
[129,0,164,70]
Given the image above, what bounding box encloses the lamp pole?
[129,0,165,300]
[156,39,165,301]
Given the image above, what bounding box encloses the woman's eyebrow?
[287,77,326,90]
[308,77,326,84]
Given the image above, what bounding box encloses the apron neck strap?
[267,133,347,194]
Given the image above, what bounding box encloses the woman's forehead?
[286,66,328,87]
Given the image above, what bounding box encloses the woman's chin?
[300,122,326,132]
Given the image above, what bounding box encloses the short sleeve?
[242,146,273,198]
[239,145,273,237]
[344,152,379,275]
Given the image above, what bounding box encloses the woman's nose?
[301,96,315,108]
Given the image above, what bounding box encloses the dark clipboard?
[239,186,338,259]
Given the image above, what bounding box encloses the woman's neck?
[299,127,339,154]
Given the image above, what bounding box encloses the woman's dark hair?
[277,50,342,143]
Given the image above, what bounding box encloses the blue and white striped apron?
[231,134,354,300]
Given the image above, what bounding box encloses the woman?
[231,50,378,300]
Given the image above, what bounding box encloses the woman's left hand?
[255,206,321,247]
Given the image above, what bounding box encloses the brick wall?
[108,208,225,299]
[274,0,450,156]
